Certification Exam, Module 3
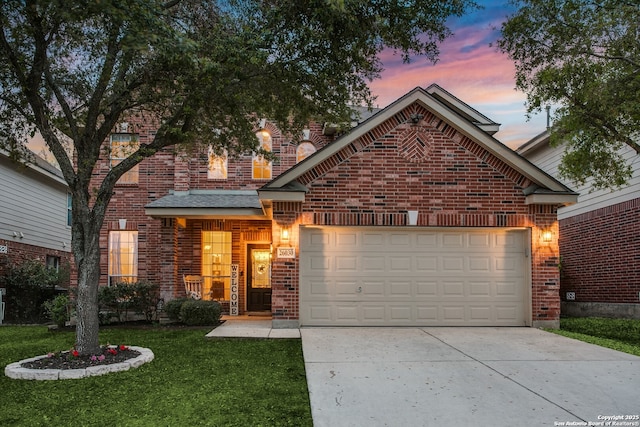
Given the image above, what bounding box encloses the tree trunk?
[71,193,106,356]
[74,241,102,355]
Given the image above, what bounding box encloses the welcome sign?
[230,264,239,316]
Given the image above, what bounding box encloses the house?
[0,149,72,322]
[95,85,577,329]
[518,131,640,319]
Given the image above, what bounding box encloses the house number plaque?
[277,247,295,259]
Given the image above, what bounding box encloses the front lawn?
[0,325,312,427]
[549,317,640,357]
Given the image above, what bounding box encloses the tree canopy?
[0,0,475,354]
[498,0,640,190]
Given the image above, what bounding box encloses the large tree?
[0,0,475,354]
[498,0,640,190]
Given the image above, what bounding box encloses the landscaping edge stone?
[4,346,154,380]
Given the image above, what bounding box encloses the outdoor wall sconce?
[281,226,290,242]
[119,219,127,230]
[541,229,553,243]
[407,210,419,226]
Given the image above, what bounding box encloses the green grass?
[0,325,312,427]
[548,317,640,357]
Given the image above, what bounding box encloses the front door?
[247,244,271,312]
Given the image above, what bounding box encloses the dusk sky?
[369,0,546,149]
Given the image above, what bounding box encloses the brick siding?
[559,198,640,303]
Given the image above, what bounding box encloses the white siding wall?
[524,141,640,220]
[0,155,71,252]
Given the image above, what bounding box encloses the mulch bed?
[21,346,140,370]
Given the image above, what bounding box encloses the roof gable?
[260,86,576,206]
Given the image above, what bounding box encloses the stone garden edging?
[4,346,154,380]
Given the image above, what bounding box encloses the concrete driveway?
[301,327,640,427]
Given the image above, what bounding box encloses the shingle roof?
[146,190,261,209]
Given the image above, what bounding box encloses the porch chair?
[183,275,203,300]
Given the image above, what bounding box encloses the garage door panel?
[362,256,385,271]
[300,227,528,326]
[309,280,331,296]
[442,257,464,271]
[416,255,438,271]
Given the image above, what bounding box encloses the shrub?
[164,298,190,323]
[98,281,161,324]
[2,259,67,323]
[43,294,73,328]
[179,300,222,326]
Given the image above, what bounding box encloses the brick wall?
[559,198,640,303]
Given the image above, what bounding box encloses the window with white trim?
[252,130,272,180]
[110,133,139,184]
[108,231,138,285]
[208,147,228,180]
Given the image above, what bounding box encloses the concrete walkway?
[207,320,640,427]
[205,315,300,339]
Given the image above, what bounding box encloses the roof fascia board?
[425,84,499,129]
[145,207,267,219]
[0,149,67,187]
[525,193,578,206]
[516,130,551,156]
[257,189,306,202]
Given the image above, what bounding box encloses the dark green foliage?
[42,294,72,328]
[499,0,640,189]
[2,259,67,323]
[163,298,190,323]
[97,281,161,324]
[179,299,222,326]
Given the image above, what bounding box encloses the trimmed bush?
[164,298,190,323]
[179,300,222,326]
[98,281,161,324]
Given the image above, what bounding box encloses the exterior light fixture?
[281,226,290,242]
[541,230,553,243]
[407,210,419,226]
[410,113,423,124]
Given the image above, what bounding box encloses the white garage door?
[299,226,530,326]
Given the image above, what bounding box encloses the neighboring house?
[518,131,640,319]
[0,150,72,281]
[93,84,577,329]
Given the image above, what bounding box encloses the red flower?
[72,350,79,358]
[108,348,117,355]
[119,344,128,351]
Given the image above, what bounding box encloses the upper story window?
[208,147,228,180]
[297,141,316,163]
[110,133,139,184]
[252,130,272,180]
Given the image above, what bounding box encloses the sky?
[368,0,546,149]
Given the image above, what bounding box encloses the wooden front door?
[246,244,271,312]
